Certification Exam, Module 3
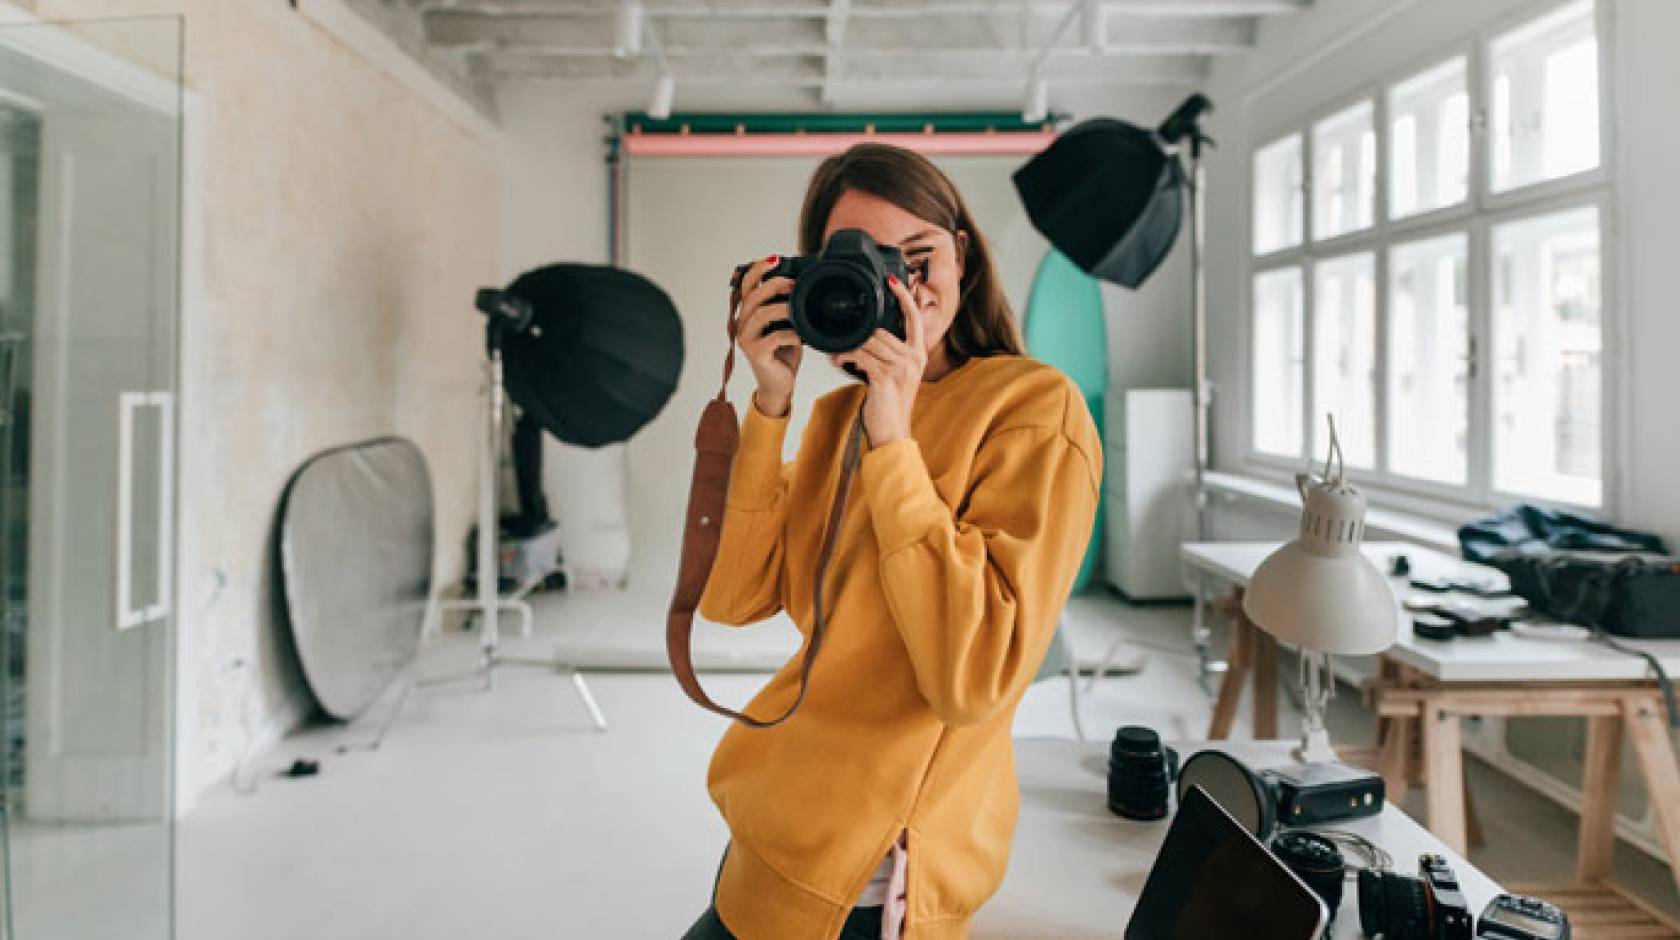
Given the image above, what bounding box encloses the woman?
[687,143,1102,940]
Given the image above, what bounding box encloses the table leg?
[1422,702,1468,854]
[1463,774,1486,850]
[1574,713,1625,882]
[1377,711,1413,806]
[1207,605,1252,741]
[1251,624,1279,740]
[1621,694,1680,899]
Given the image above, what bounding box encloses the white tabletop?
[1181,540,1680,683]
[978,737,1502,939]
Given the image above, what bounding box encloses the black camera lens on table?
[1271,830,1345,925]
[730,229,913,369]
[1107,726,1179,820]
[1358,852,1474,940]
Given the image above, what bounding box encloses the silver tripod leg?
[415,349,608,732]
[1191,587,1228,695]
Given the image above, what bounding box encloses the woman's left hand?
[835,274,926,449]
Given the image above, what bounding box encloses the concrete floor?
[171,586,1679,940]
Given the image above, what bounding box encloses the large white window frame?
[1243,0,1617,517]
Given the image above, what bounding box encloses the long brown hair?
[798,143,1025,368]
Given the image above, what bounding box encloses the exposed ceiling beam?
[1099,13,1253,50]
[820,0,853,105]
[426,10,825,46]
[476,48,1207,86]
[338,0,497,117]
[426,9,1252,54]
[825,0,852,45]
[408,0,1304,18]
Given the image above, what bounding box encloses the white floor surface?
[174,586,1678,940]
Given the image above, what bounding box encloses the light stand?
[1076,96,1224,693]
[420,296,608,732]
[1155,96,1224,690]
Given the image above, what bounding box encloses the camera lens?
[1357,868,1431,940]
[794,270,876,352]
[1270,831,1344,923]
[812,281,868,330]
[1108,726,1175,820]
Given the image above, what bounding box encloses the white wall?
[1608,0,1680,549]
[24,0,505,810]
[1200,0,1680,548]
[497,82,1199,582]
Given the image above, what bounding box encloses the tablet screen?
[1125,785,1329,940]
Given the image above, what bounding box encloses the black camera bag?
[1497,551,1680,639]
[1461,504,1680,639]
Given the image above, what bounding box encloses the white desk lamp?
[1242,418,1398,764]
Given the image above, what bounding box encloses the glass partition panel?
[0,15,181,940]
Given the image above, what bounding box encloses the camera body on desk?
[1359,853,1474,940]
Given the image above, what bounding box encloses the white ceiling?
[351,0,1308,116]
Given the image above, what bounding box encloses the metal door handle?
[117,391,173,631]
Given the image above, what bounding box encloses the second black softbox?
[1012,117,1185,289]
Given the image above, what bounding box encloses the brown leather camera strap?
[665,282,866,727]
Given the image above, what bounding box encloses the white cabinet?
[1103,389,1193,601]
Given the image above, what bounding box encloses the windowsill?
[1203,469,1462,554]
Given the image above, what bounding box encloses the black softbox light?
[500,263,684,448]
[1012,117,1185,289]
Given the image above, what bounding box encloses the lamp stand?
[1294,650,1338,764]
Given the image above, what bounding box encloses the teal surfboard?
[1023,248,1107,593]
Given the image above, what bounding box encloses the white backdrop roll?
[618,153,1049,596]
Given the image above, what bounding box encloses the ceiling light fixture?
[1023,78,1050,124]
[1021,0,1095,125]
[614,0,644,58]
[649,73,676,120]
[642,12,675,120]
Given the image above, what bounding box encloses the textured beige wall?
[23,0,501,807]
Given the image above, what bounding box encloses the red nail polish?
[767,254,779,265]
[888,274,900,286]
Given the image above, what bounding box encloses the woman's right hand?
[737,255,801,417]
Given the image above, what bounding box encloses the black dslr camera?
[1358,853,1474,940]
[731,229,916,368]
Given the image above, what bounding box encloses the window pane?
[1312,253,1377,468]
[1253,135,1304,254]
[1253,267,1305,457]
[1490,0,1600,193]
[1389,58,1468,219]
[1312,101,1375,240]
[1388,233,1469,484]
[1492,206,1601,505]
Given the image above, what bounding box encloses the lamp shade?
[1242,475,1398,656]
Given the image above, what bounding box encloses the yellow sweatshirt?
[696,353,1102,940]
